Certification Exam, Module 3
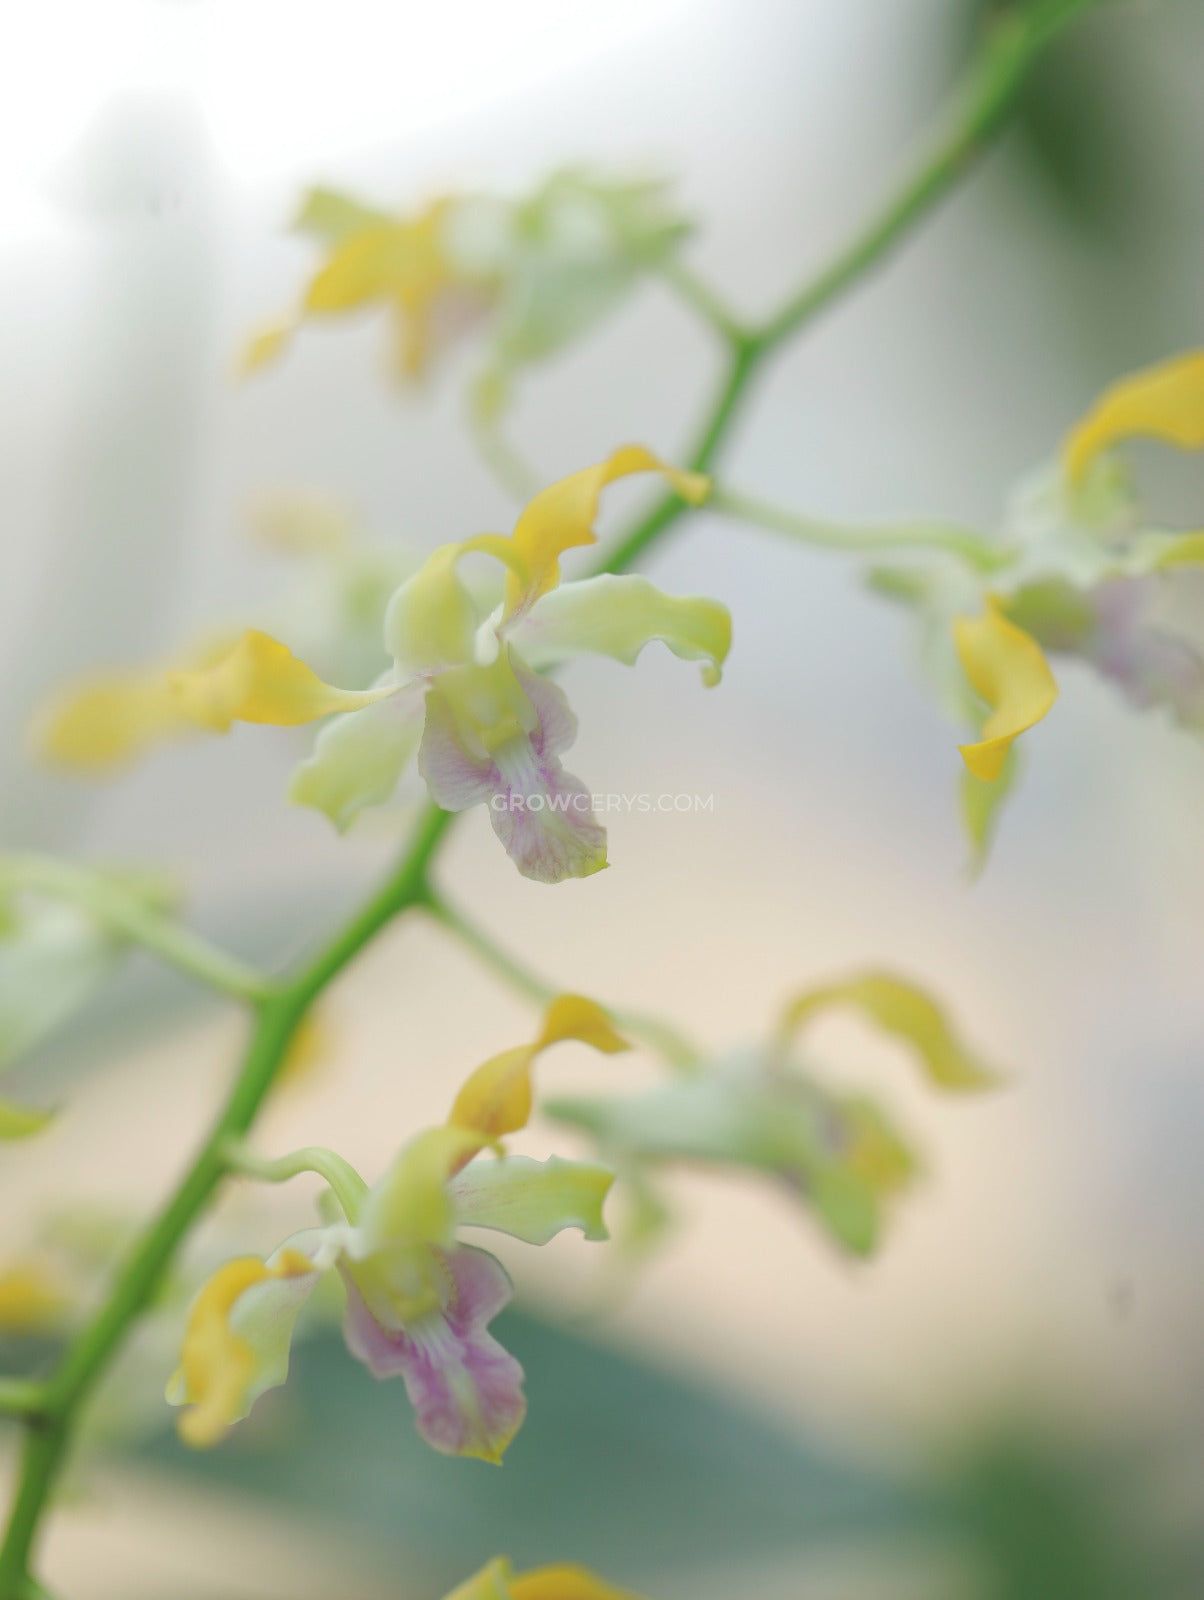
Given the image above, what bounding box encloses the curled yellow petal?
[1063,349,1204,484]
[780,972,998,1091]
[954,601,1058,782]
[169,630,393,732]
[172,1249,314,1448]
[537,994,629,1055]
[449,995,629,1144]
[506,445,710,614]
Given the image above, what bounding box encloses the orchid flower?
[168,996,628,1461]
[242,171,689,411]
[444,1557,645,1600]
[168,447,729,882]
[869,349,1204,860]
[547,973,996,1258]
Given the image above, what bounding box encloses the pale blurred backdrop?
[2,0,1204,1595]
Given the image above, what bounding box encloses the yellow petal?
[0,1099,56,1140]
[169,630,394,732]
[441,1560,645,1600]
[239,320,294,376]
[537,994,629,1055]
[1063,349,1204,484]
[1152,530,1204,569]
[506,446,710,615]
[0,1262,68,1331]
[512,1566,646,1600]
[33,670,188,771]
[954,601,1058,782]
[173,1249,314,1448]
[780,972,998,1091]
[449,995,629,1144]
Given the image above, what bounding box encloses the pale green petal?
[512,573,730,685]
[447,1155,614,1244]
[547,1064,913,1259]
[288,682,425,831]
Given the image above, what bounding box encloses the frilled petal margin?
[1062,348,1204,485]
[509,573,731,685]
[341,1243,525,1463]
[419,665,607,883]
[448,1155,615,1244]
[953,600,1058,782]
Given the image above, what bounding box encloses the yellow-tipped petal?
[0,1099,56,1140]
[1063,349,1204,484]
[954,601,1058,782]
[780,972,998,1091]
[506,446,710,614]
[172,1248,316,1448]
[449,996,629,1144]
[170,629,394,732]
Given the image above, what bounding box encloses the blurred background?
[3,0,1204,1594]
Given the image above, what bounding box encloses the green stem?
[750,0,1098,353]
[658,260,749,346]
[710,484,1006,571]
[425,893,703,1070]
[599,0,1096,578]
[222,1140,371,1223]
[599,341,761,576]
[0,804,452,1595]
[1,856,270,1003]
